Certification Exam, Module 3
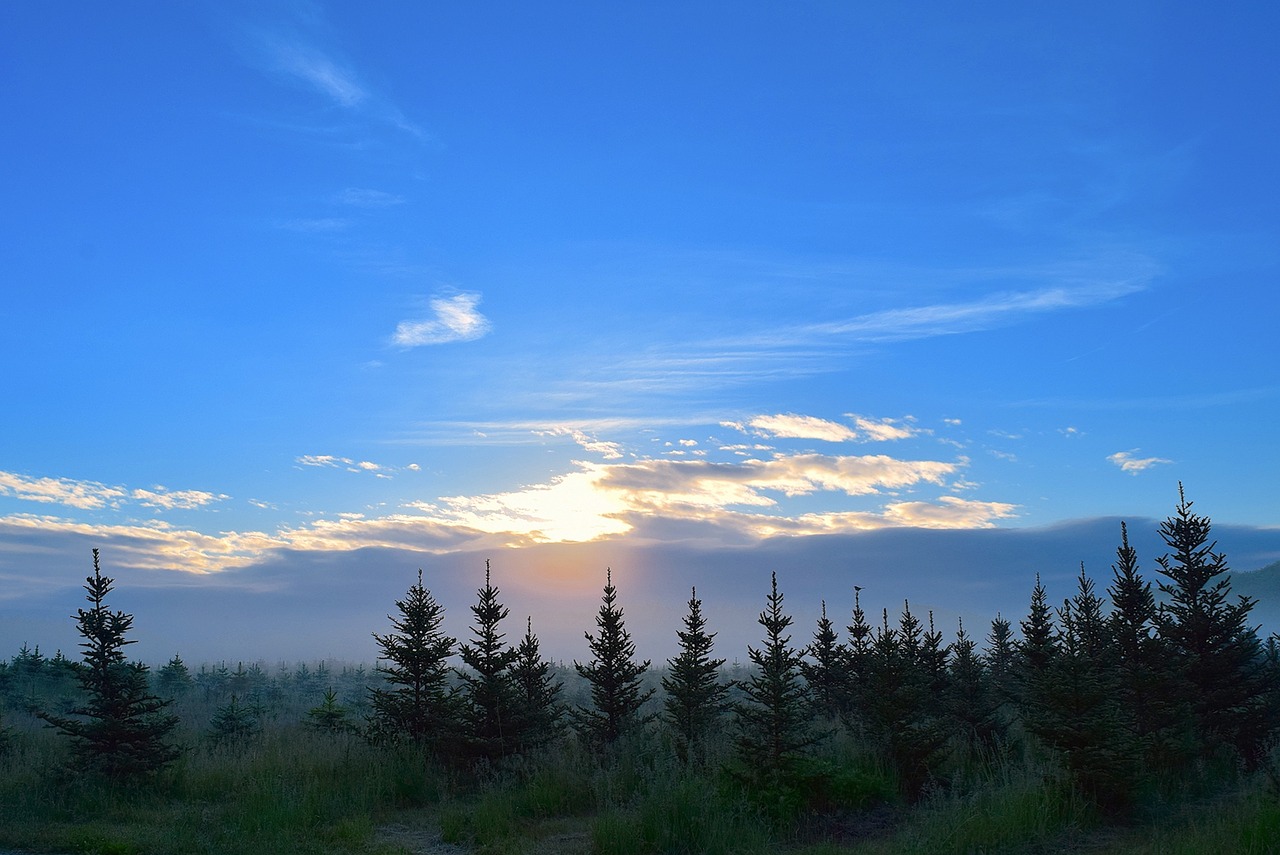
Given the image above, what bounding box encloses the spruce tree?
[984,614,1017,731]
[306,689,357,734]
[39,550,179,780]
[208,694,260,747]
[156,654,193,699]
[947,618,1000,757]
[800,600,848,721]
[864,603,948,800]
[573,569,654,746]
[1043,569,1136,813]
[368,569,459,752]
[509,616,563,749]
[843,588,874,734]
[1015,574,1058,740]
[1107,522,1180,768]
[662,587,730,761]
[734,572,817,786]
[1154,485,1275,767]
[457,561,520,761]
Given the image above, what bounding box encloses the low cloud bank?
[4,518,1279,667]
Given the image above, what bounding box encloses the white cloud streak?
[1107,450,1173,475]
[392,292,492,347]
[739,413,919,443]
[265,40,367,107]
[0,471,225,512]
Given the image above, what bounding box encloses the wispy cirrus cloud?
[295,455,416,478]
[1107,450,1173,475]
[540,428,624,460]
[776,277,1150,347]
[336,187,405,208]
[391,292,492,347]
[247,28,426,139]
[267,40,367,107]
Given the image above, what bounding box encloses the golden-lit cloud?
[131,487,229,511]
[0,470,225,512]
[541,428,624,460]
[0,471,127,510]
[746,414,857,442]
[0,449,1010,577]
[738,413,920,444]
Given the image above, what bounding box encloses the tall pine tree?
[368,569,459,753]
[662,587,730,761]
[573,569,654,746]
[1107,521,1181,769]
[39,550,179,780]
[1154,485,1275,767]
[801,601,848,721]
[457,561,520,761]
[509,616,564,750]
[735,572,817,787]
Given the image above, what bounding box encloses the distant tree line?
[3,486,1279,816]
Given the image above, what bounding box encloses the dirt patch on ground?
[376,813,591,855]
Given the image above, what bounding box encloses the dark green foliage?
[947,618,1001,756]
[662,587,730,761]
[457,561,521,761]
[305,689,357,734]
[1039,568,1137,813]
[863,602,948,801]
[1107,521,1182,768]
[368,569,459,751]
[1015,574,1058,738]
[734,572,818,787]
[573,569,654,746]
[208,693,261,746]
[156,654,193,699]
[38,550,180,781]
[984,614,1017,726]
[508,616,564,749]
[843,588,874,734]
[800,600,848,720]
[1153,486,1277,768]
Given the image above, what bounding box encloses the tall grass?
[0,724,440,854]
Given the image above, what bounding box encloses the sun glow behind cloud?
[0,415,1012,579]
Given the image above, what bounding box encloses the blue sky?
[2,3,1278,661]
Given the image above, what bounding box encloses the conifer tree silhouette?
[947,617,999,757]
[1044,567,1136,813]
[662,586,730,761]
[735,572,816,786]
[458,560,520,760]
[573,569,654,745]
[1015,574,1058,743]
[208,693,260,747]
[509,616,564,749]
[39,549,179,780]
[864,602,947,800]
[1107,522,1180,768]
[1154,485,1275,767]
[801,600,848,720]
[843,588,874,734]
[368,569,459,752]
[156,654,193,699]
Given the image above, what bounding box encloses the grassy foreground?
[3,717,1278,855]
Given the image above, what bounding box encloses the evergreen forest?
[3,489,1280,854]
